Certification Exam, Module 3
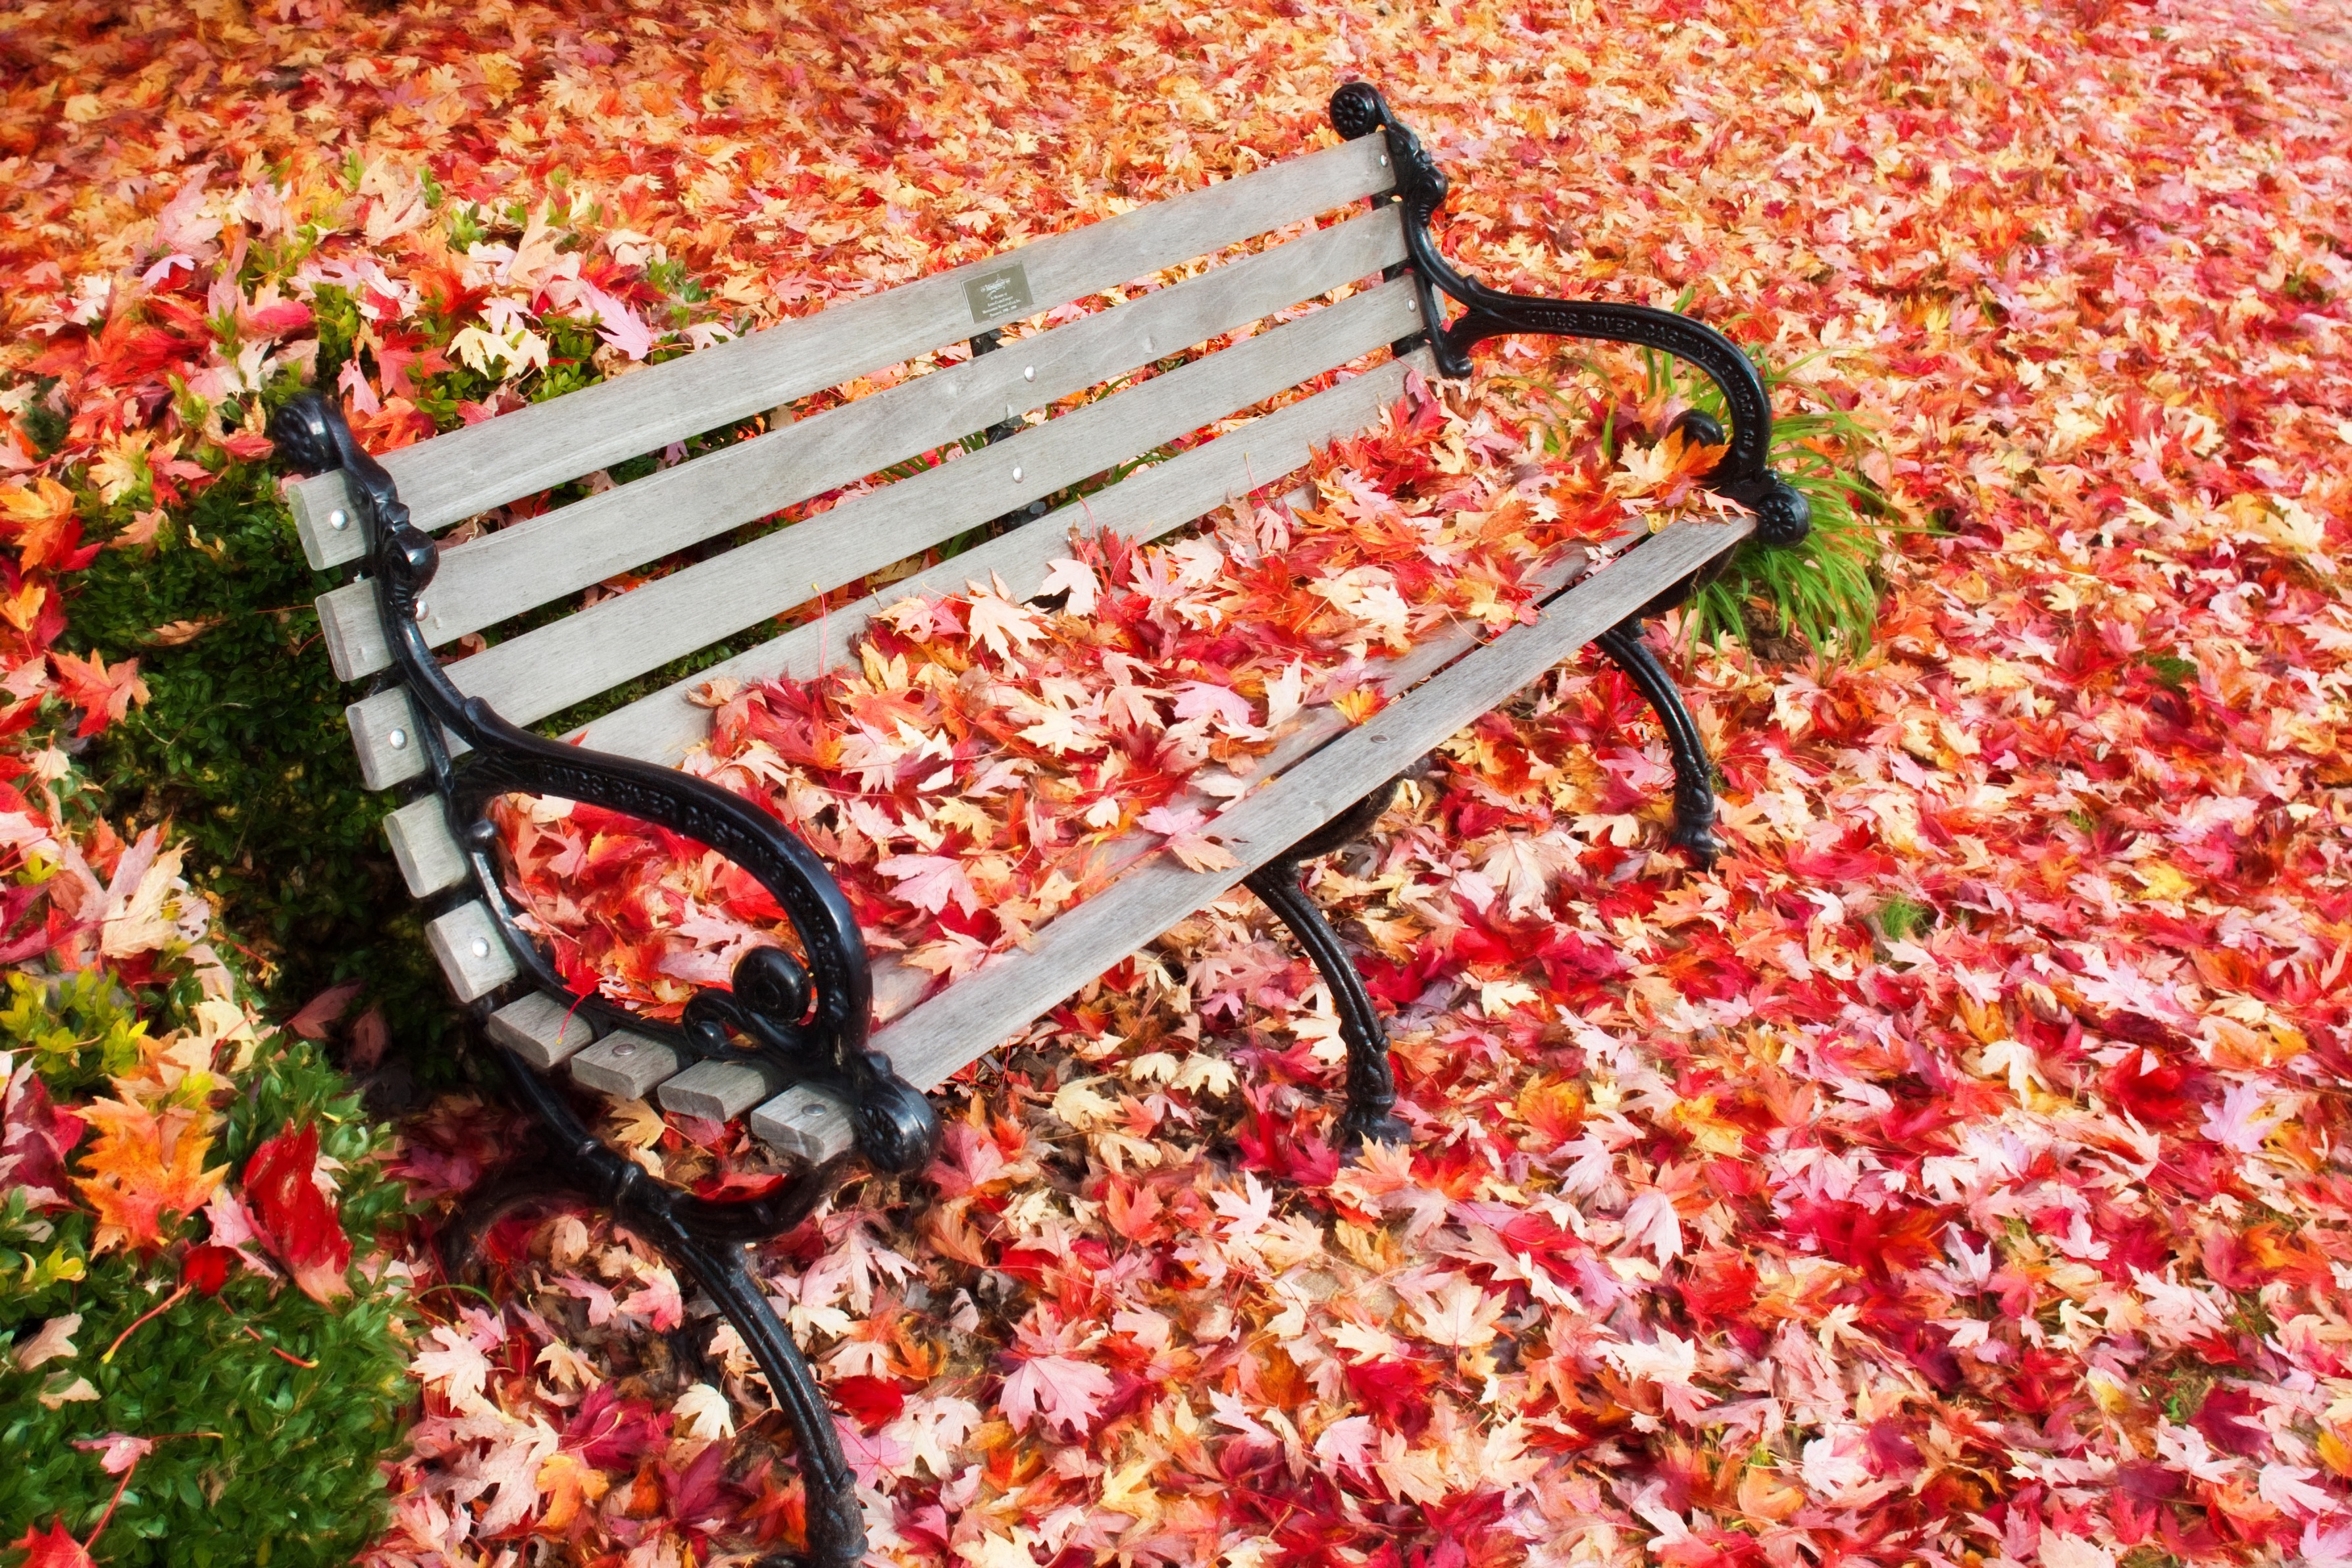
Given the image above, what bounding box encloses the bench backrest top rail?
[312,205,1411,685]
[345,347,1429,793]
[286,134,1396,562]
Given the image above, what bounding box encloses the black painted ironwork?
[1242,778,1414,1150]
[446,1046,865,1566]
[1330,80,1811,549]
[1593,618,1722,865]
[268,392,938,1178]
[1331,84,1813,864]
[272,393,912,1566]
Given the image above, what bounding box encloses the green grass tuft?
[1634,306,1907,663]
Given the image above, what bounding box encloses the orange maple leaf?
[49,650,149,738]
[70,1095,226,1252]
[0,477,86,571]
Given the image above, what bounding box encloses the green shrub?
[1629,308,1904,662]
[61,465,453,1073]
[0,974,414,1567]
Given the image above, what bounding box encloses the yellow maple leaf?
[71,1095,227,1252]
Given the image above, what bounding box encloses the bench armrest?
[272,392,938,1173]
[1331,82,1811,548]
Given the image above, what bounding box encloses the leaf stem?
[100,1282,190,1364]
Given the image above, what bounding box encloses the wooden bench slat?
[568,1032,684,1100]
[659,1058,788,1122]
[578,349,1431,766]
[311,207,1410,682]
[339,337,1424,792]
[871,515,1755,1091]
[285,136,1395,565]
[750,1084,859,1165]
[427,901,521,1003]
[486,991,597,1070]
[438,276,1424,735]
[384,796,467,897]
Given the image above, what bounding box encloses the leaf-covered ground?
[5,0,2352,1565]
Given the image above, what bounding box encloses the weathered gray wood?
[750,1083,858,1165]
[288,468,363,572]
[578,349,1431,765]
[871,517,1756,1090]
[285,136,1395,563]
[344,340,1428,789]
[426,901,519,1004]
[317,210,1409,678]
[384,796,467,897]
[657,1058,788,1122]
[486,990,596,1070]
[569,1032,684,1100]
[346,688,431,791]
[316,579,394,684]
[440,278,1423,734]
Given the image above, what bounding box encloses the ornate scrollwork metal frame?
[270,392,937,1180]
[1330,82,1816,865]
[272,392,923,1566]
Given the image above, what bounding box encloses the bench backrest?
[297,134,1430,832]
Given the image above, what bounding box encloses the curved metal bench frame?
[272,82,1807,1566]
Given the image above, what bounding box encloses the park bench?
[271,84,1806,1564]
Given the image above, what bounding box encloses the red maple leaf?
[49,650,149,739]
[9,1520,94,1568]
[242,1123,352,1303]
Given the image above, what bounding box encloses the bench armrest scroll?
[1329,82,1810,548]
[270,392,938,1173]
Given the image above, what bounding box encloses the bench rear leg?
[1242,780,1414,1153]
[1593,615,1723,865]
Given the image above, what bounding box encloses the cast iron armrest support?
[269,392,938,1178]
[1330,81,1811,549]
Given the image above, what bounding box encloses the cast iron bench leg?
[1242,778,1415,1151]
[438,1046,870,1568]
[1593,615,1723,865]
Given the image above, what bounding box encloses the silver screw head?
[328,508,349,530]
[386,728,409,749]
[1023,365,1035,381]
[469,938,490,959]
[613,1041,636,1057]
[1011,465,1023,481]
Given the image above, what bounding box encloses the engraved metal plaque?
[963,263,1033,326]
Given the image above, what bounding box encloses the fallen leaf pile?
[498,379,1721,1014]
[5,0,2352,1564]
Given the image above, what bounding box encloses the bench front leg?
[440,1045,869,1568]
[1242,777,1416,1152]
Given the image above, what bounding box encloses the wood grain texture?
[657,1059,787,1121]
[486,991,596,1070]
[749,1083,858,1165]
[319,209,1408,680]
[384,795,467,897]
[440,278,1423,730]
[290,468,365,571]
[342,343,1425,788]
[577,350,1429,765]
[568,1033,682,1100]
[870,517,1755,1090]
[282,136,1393,539]
[345,687,431,790]
[426,901,519,1004]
